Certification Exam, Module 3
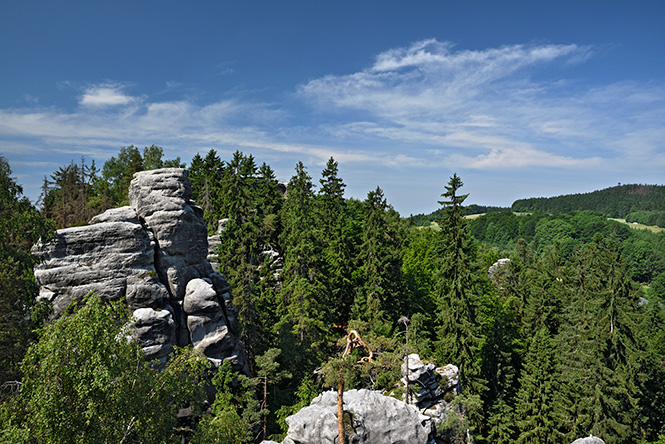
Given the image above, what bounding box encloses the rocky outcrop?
[33,168,248,373]
[571,437,606,444]
[402,354,463,433]
[400,354,472,443]
[266,389,431,444]
[488,258,511,288]
[266,356,469,444]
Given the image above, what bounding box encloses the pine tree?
[317,157,354,327]
[514,327,561,443]
[255,348,291,441]
[557,234,642,444]
[43,160,99,228]
[433,174,486,400]
[278,162,327,358]
[352,186,403,334]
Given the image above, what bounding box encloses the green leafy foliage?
[192,359,262,444]
[1,293,208,444]
[0,157,55,385]
[6,150,665,443]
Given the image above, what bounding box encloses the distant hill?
[409,204,510,226]
[511,184,665,218]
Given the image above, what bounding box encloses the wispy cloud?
[1,40,663,213]
[297,40,611,169]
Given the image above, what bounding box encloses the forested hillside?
[1,148,665,444]
[409,204,509,226]
[511,184,665,217]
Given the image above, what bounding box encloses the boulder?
[272,389,431,444]
[571,437,606,444]
[32,168,248,374]
[488,258,511,287]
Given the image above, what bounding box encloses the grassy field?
[610,218,664,233]
[421,214,664,234]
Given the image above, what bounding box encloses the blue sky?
[1,1,664,216]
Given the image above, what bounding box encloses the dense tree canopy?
[0,294,208,444]
[0,157,54,385]
[2,150,664,443]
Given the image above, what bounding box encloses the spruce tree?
[352,186,403,334]
[557,234,641,444]
[278,162,327,358]
[433,174,486,398]
[514,327,561,443]
[317,157,354,327]
[216,152,265,366]
[188,149,226,232]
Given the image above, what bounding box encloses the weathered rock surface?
[571,437,606,444]
[270,389,431,444]
[266,357,469,444]
[488,258,511,286]
[33,168,248,372]
[128,169,212,301]
[401,354,469,442]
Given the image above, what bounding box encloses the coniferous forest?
[1,147,665,444]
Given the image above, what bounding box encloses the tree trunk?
[337,376,345,444]
[263,375,268,441]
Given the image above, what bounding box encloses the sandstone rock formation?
[571,437,606,444]
[33,168,248,373]
[265,355,469,444]
[264,389,431,444]
[488,258,511,288]
[402,354,463,432]
[400,354,473,443]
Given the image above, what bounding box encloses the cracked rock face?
[33,168,248,373]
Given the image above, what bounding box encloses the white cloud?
[2,39,664,214]
[79,83,138,107]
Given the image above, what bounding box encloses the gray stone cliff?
[32,168,248,373]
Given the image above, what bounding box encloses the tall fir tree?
[433,174,486,405]
[556,234,642,444]
[317,157,354,327]
[278,162,327,366]
[352,186,403,335]
[514,327,561,443]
